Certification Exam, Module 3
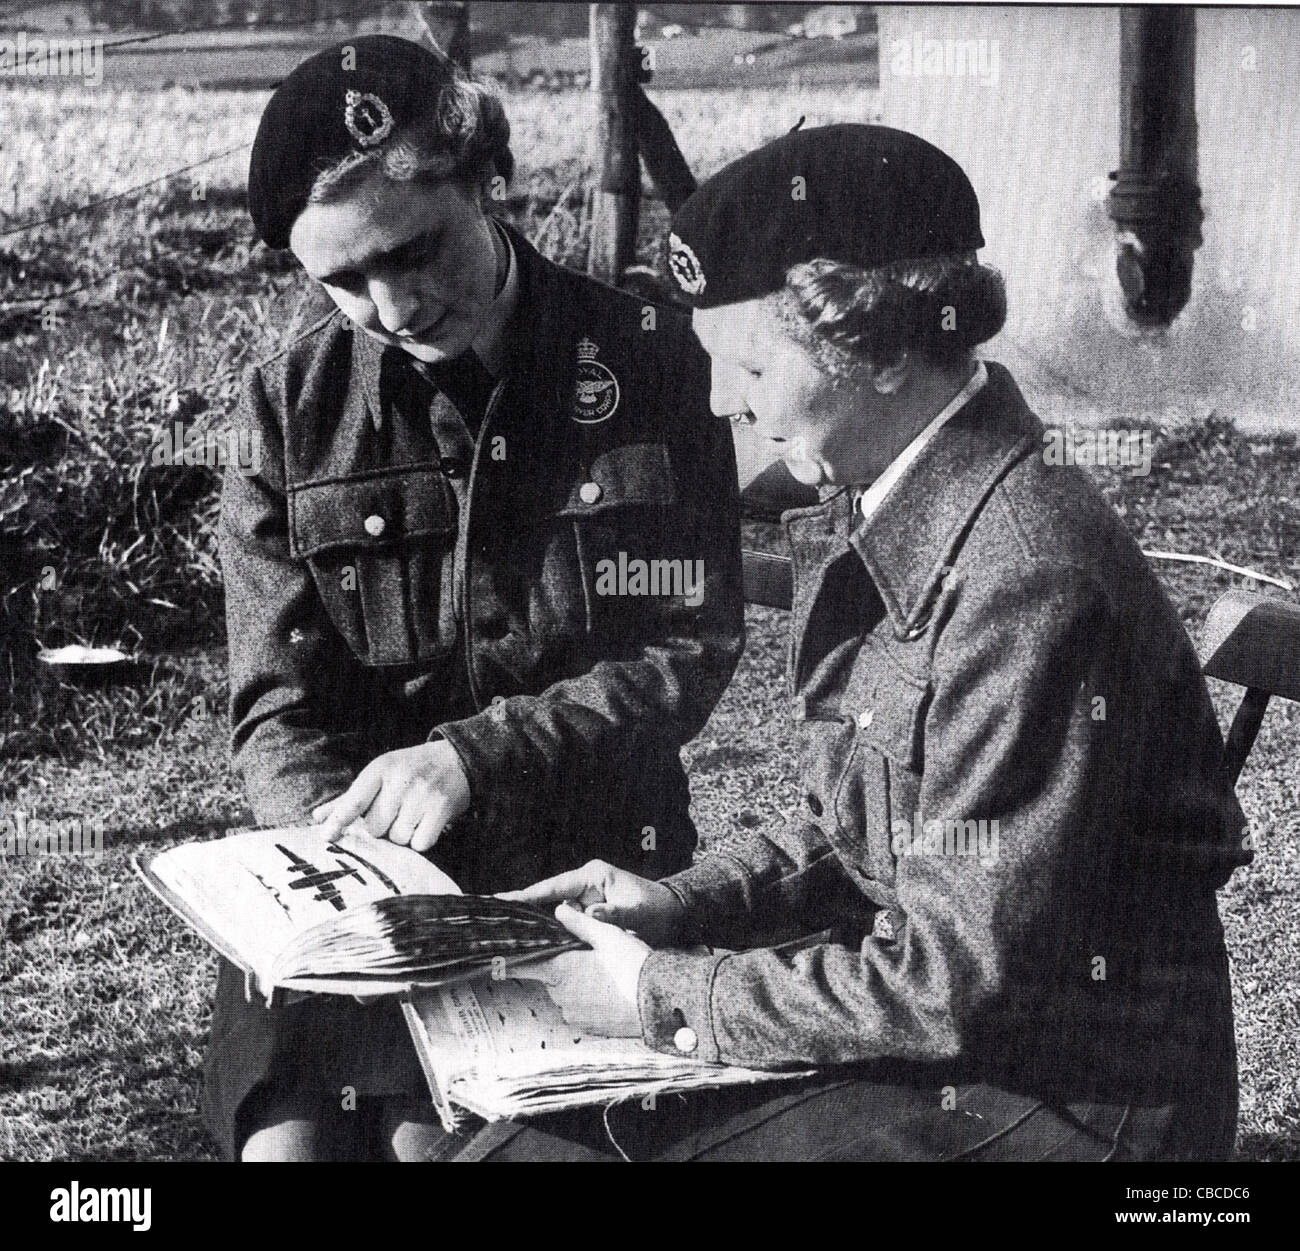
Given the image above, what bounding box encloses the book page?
[406,975,818,1122]
[144,826,460,984]
[420,977,721,1081]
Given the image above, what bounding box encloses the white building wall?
[878,5,1300,431]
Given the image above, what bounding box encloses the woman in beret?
[208,36,744,1160]
[477,124,1252,1161]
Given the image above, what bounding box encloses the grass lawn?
[1,73,1297,1162]
[2,430,1299,1160]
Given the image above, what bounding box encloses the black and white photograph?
[0,0,1294,1215]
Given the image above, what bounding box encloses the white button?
[857,708,874,729]
[363,514,386,537]
[578,482,603,505]
[791,695,806,721]
[673,1026,698,1054]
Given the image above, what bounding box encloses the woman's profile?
[475,123,1254,1162]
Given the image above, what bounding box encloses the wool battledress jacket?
[205,223,744,1154]
[638,363,1251,1108]
[219,221,744,890]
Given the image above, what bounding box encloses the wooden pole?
[410,2,472,73]
[587,3,640,284]
[633,86,696,213]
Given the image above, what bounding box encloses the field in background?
[1,64,1297,1159]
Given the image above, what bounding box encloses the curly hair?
[775,252,1007,378]
[307,76,514,204]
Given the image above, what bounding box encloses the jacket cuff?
[659,853,754,928]
[436,700,543,830]
[637,948,726,1064]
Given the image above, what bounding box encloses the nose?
[368,275,424,336]
[709,361,748,420]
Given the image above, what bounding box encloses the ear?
[871,352,910,395]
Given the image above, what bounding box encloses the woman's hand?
[512,903,651,1038]
[311,741,470,852]
[499,859,686,948]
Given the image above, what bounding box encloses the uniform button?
[673,1026,698,1054]
[857,708,874,729]
[490,695,506,705]
[790,695,807,721]
[363,514,386,537]
[806,792,823,817]
[578,481,603,505]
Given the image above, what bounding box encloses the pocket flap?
[842,645,927,769]
[288,467,456,558]
[538,441,678,517]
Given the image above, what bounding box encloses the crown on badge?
[576,337,600,361]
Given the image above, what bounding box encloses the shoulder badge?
[668,232,706,296]
[571,337,620,424]
[344,90,395,148]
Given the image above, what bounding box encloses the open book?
[404,975,817,1131]
[140,826,816,1124]
[135,826,579,1005]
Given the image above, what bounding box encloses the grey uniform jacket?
[638,363,1250,1105]
[220,221,745,892]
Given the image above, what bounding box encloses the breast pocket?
[550,440,693,637]
[289,466,458,668]
[832,646,928,889]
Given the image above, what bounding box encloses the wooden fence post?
[587,3,640,284]
[634,87,696,213]
[410,1,472,72]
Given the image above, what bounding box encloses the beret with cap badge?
[248,34,457,250]
[665,123,984,309]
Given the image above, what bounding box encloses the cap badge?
[571,337,620,424]
[344,90,395,147]
[668,232,706,296]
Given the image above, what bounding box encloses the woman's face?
[289,174,498,363]
[692,297,876,488]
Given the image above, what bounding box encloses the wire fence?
[0,5,793,317]
[0,142,250,242]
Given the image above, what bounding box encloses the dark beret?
[249,35,457,250]
[666,124,984,308]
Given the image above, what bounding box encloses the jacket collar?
[351,219,562,432]
[846,361,1040,638]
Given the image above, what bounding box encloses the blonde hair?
[776,252,1007,378]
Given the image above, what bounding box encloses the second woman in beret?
[485,124,1252,1161]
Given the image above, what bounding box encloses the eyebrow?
[316,227,435,286]
[691,323,763,370]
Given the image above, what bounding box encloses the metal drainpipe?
[1107,6,1204,326]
